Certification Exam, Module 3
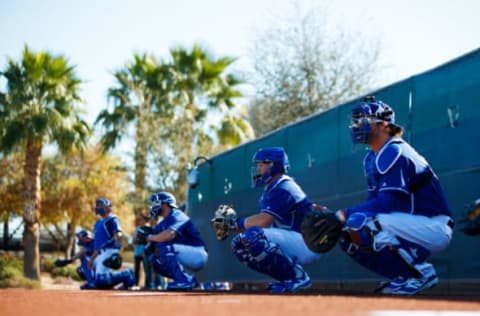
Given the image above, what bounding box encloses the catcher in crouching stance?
[302,96,453,296]
[54,229,96,290]
[211,147,321,293]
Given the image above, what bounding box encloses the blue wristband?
[237,217,246,230]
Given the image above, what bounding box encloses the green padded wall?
[188,48,480,286]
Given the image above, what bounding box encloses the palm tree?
[166,45,252,198]
[97,46,253,205]
[95,53,173,213]
[0,46,90,279]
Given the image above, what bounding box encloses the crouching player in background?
[88,198,135,290]
[145,192,208,291]
[53,229,95,290]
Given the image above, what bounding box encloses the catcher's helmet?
[95,198,112,215]
[76,229,93,246]
[349,96,395,144]
[149,192,178,218]
[251,147,290,187]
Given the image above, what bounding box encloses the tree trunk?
[65,220,77,259]
[134,120,148,214]
[2,213,9,250]
[23,136,42,280]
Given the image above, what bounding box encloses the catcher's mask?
[349,96,396,144]
[95,198,112,216]
[76,229,93,246]
[211,205,237,241]
[251,147,290,188]
[149,192,177,217]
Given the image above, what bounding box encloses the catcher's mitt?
[301,210,343,253]
[461,198,480,236]
[54,258,73,268]
[211,205,238,241]
[135,226,153,245]
[103,253,123,269]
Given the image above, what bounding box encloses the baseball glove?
[54,258,73,268]
[103,253,123,270]
[301,210,343,253]
[135,226,154,245]
[461,198,480,236]
[211,205,238,241]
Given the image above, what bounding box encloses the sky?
[1,0,479,127]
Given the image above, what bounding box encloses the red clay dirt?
[1,289,479,316]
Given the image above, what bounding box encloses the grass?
[0,253,41,289]
[0,249,135,289]
[41,256,83,281]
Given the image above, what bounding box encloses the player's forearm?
[345,190,410,217]
[147,230,175,243]
[240,213,274,229]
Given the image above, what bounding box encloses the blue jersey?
[259,175,312,232]
[93,214,122,251]
[153,209,205,247]
[346,137,451,218]
[84,241,95,257]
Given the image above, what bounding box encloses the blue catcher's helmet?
[149,192,178,218]
[95,198,112,215]
[76,229,93,246]
[349,96,395,144]
[251,147,290,187]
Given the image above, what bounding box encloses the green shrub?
[41,256,57,274]
[0,254,41,289]
[51,264,82,281]
[0,253,22,273]
[41,256,82,281]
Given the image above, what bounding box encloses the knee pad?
[150,243,175,269]
[94,273,113,289]
[155,243,176,259]
[339,214,430,280]
[231,227,269,262]
[150,243,190,282]
[231,234,248,262]
[231,227,298,281]
[120,269,135,288]
[240,226,270,257]
[340,213,376,254]
[95,270,135,289]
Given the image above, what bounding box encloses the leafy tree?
[97,46,254,206]
[41,145,133,258]
[95,53,174,213]
[0,46,90,279]
[0,151,24,249]
[249,4,381,136]
[149,44,253,202]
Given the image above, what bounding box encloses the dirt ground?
[1,286,479,316]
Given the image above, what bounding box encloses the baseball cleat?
[267,271,312,293]
[80,282,96,290]
[165,277,199,291]
[381,263,438,295]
